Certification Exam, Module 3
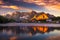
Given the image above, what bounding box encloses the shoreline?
[0,23,60,27]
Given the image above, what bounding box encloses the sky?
[0,0,60,16]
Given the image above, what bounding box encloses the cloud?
[0,0,60,16]
[22,0,60,12]
[0,0,60,11]
[23,0,46,5]
[23,0,34,3]
[0,0,4,4]
[0,5,20,10]
[0,5,32,11]
[0,0,43,10]
[45,5,60,11]
[1,0,60,7]
[23,0,60,6]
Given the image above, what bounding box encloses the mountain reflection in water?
[0,26,60,40]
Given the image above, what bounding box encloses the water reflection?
[0,26,60,40]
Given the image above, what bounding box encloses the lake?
[0,26,60,40]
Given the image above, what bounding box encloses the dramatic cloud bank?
[0,0,60,16]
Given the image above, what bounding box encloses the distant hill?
[1,11,59,23]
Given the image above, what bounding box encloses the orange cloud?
[33,0,46,5]
[24,0,34,3]
[23,0,60,8]
[45,4,60,11]
[0,5,32,11]
[23,0,45,5]
[0,5,20,10]
[29,0,60,12]
[24,0,44,3]
[0,1,4,4]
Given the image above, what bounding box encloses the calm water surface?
[0,26,60,40]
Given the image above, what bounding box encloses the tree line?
[0,15,15,23]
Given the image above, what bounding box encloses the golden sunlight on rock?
[31,13,48,20]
